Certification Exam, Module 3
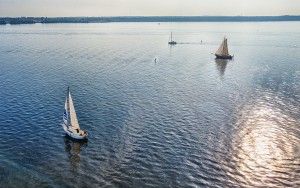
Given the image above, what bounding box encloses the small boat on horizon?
[168,32,177,45]
[62,87,88,140]
[215,37,233,59]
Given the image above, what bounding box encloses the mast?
[171,32,173,41]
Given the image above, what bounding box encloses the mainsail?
[216,38,229,56]
[68,91,80,129]
[64,88,80,129]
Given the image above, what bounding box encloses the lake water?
[0,22,299,187]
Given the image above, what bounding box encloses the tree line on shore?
[1,16,299,25]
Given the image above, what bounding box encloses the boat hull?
[168,41,177,45]
[215,54,233,60]
[62,124,88,140]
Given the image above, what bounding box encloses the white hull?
[62,124,88,140]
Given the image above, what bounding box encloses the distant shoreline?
[1,16,300,25]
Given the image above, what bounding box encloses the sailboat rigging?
[62,87,88,140]
[168,32,177,45]
[215,37,233,59]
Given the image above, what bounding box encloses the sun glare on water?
[230,94,299,186]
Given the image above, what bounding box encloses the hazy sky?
[0,0,299,17]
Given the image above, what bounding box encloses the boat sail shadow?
[215,59,228,78]
[64,136,88,170]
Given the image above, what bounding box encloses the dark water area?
[0,22,299,187]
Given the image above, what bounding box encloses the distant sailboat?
[215,37,233,59]
[62,87,88,140]
[168,32,177,45]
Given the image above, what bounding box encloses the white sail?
[68,91,80,129]
[216,38,229,56]
[63,97,69,125]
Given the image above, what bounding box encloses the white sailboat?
[62,87,88,140]
[215,37,233,59]
[168,32,177,45]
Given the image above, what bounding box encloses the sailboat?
[168,32,177,45]
[62,87,88,140]
[215,37,233,59]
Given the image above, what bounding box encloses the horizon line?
[1,15,300,18]
[2,15,299,25]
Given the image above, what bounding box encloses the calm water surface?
[0,22,299,187]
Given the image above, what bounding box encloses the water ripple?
[0,22,299,187]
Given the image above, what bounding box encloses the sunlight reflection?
[231,94,299,186]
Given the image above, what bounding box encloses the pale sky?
[0,0,299,17]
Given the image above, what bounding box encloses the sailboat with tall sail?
[168,32,177,45]
[215,37,233,59]
[62,87,88,140]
